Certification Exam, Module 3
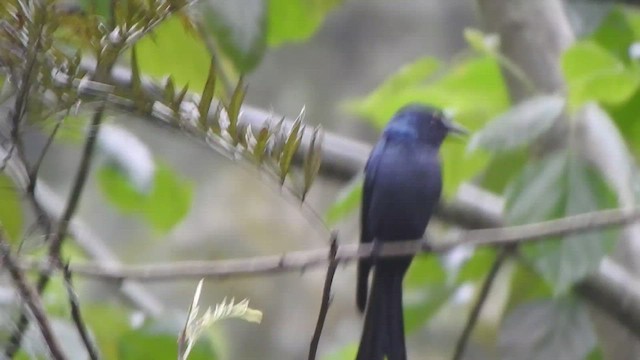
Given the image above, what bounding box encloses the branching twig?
[451,247,510,360]
[308,232,339,360]
[62,263,100,360]
[5,104,107,358]
[0,232,66,360]
[28,115,65,191]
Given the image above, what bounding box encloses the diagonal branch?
[0,232,66,360]
[62,263,100,360]
[308,233,339,360]
[5,103,107,358]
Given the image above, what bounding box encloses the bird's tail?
[356,262,407,360]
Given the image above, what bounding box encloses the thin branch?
[452,247,510,360]
[61,263,100,360]
[0,139,164,316]
[0,232,66,360]
[26,207,640,282]
[308,232,339,360]
[5,103,106,358]
[28,115,65,191]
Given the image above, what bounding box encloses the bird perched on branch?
[356,104,465,360]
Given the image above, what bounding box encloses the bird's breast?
[367,145,441,241]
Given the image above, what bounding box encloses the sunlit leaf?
[98,163,193,233]
[83,305,131,360]
[119,328,217,360]
[267,0,341,46]
[321,344,358,360]
[591,6,640,62]
[562,41,640,108]
[136,17,210,93]
[0,174,23,244]
[325,175,362,225]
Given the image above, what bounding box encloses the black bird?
[356,104,465,360]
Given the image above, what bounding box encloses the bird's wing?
[356,138,386,312]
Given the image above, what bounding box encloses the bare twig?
[5,104,107,358]
[452,247,510,360]
[0,232,66,360]
[28,115,65,191]
[308,232,339,360]
[23,207,640,282]
[62,263,100,360]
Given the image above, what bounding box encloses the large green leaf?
[119,327,217,360]
[98,163,193,233]
[0,174,22,244]
[591,6,640,63]
[403,256,453,333]
[267,0,342,46]
[348,56,509,129]
[324,175,362,225]
[562,41,640,108]
[83,305,131,360]
[505,150,617,295]
[135,17,211,92]
[321,344,358,360]
[468,95,565,152]
[202,0,266,73]
[498,298,596,360]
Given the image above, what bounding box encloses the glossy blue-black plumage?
[356,104,452,360]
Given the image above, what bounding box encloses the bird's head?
[383,104,466,148]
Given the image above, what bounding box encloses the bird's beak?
[443,119,469,137]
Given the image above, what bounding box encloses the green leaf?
[136,17,211,93]
[119,328,217,360]
[267,0,342,47]
[498,298,597,360]
[324,175,362,225]
[347,56,509,129]
[198,59,217,130]
[224,78,247,142]
[98,163,193,233]
[321,344,358,360]
[591,6,640,62]
[83,305,131,360]
[0,174,22,244]
[201,0,267,72]
[403,256,452,333]
[344,57,441,117]
[478,149,528,193]
[505,151,617,295]
[468,95,565,152]
[562,41,640,108]
[505,264,552,311]
[278,112,304,184]
[456,248,497,283]
[302,126,324,200]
